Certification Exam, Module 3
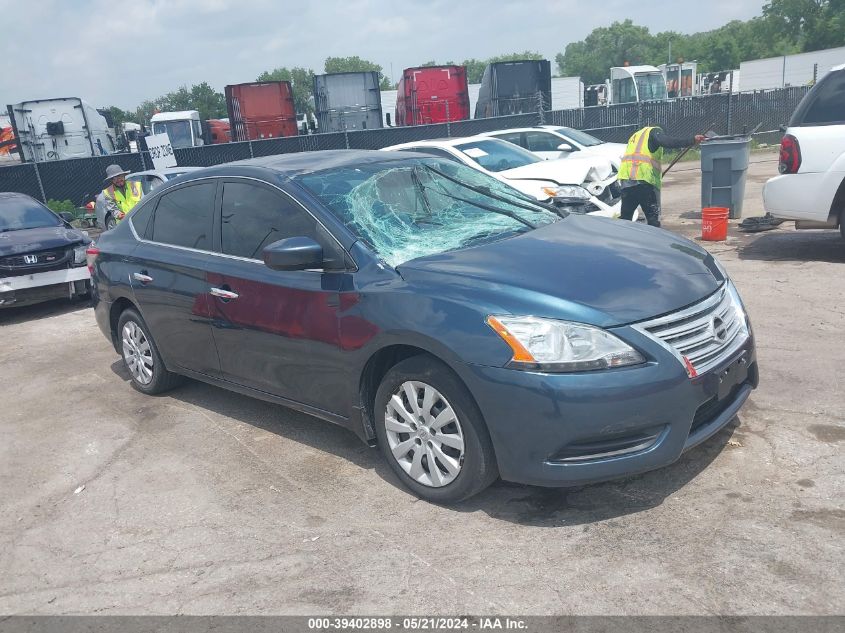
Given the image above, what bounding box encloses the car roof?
[384,136,510,151]
[0,192,37,201]
[481,126,568,135]
[129,167,202,178]
[168,150,425,181]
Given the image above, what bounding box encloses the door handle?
[210,287,239,301]
[133,272,153,283]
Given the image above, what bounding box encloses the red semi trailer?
[395,66,469,126]
[225,81,298,142]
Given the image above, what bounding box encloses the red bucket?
[702,207,729,241]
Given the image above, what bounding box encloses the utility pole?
[668,40,672,65]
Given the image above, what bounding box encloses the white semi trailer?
[6,97,116,162]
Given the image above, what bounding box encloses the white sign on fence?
[145,132,177,170]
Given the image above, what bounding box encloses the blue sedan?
[88,150,757,503]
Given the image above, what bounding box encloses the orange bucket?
[702,207,729,241]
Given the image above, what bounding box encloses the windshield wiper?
[418,184,537,229]
[422,164,563,217]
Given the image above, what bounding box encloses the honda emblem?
[23,254,38,264]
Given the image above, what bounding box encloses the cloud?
[2,0,764,109]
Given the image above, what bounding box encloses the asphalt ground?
[1,152,842,615]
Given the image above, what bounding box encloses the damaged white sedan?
[382,136,633,219]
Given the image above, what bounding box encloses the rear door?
[129,180,221,377]
[207,178,353,413]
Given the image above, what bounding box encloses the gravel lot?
[1,152,843,615]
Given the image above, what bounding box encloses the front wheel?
[105,214,117,231]
[117,308,183,395]
[373,356,498,503]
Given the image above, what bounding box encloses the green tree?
[461,58,487,84]
[256,66,316,113]
[324,56,394,89]
[133,82,227,124]
[556,20,655,84]
[764,0,845,51]
[103,106,134,127]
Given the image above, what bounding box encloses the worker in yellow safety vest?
[619,127,705,227]
[101,164,142,226]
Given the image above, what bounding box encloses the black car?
[0,193,92,308]
[90,151,756,503]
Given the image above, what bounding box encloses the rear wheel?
[117,308,183,395]
[373,356,498,503]
[105,214,117,231]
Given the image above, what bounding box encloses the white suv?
[763,63,845,239]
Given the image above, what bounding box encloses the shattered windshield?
[296,158,560,267]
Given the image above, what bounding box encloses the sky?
[1,0,764,110]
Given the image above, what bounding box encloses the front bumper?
[0,267,90,307]
[460,333,757,487]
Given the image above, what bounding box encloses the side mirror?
[556,142,575,152]
[59,212,74,223]
[385,113,392,127]
[263,236,323,271]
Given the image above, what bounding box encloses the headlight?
[542,185,590,200]
[486,316,645,372]
[73,243,89,265]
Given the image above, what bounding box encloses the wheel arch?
[355,340,484,446]
[830,176,845,225]
[109,296,137,352]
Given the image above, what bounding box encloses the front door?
[129,180,221,377]
[207,179,354,414]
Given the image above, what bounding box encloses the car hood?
[397,215,724,327]
[501,156,613,185]
[0,225,87,257]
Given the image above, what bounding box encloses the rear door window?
[150,182,216,251]
[220,181,346,269]
[799,70,845,125]
[525,131,564,152]
[492,132,526,148]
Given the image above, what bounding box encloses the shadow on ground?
[738,229,845,263]
[0,297,90,326]
[111,360,737,528]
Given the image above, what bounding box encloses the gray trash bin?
[700,136,751,219]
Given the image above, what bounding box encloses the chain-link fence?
[0,86,810,206]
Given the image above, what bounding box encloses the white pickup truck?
[763,63,845,239]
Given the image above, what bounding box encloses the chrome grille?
[0,248,72,273]
[634,284,749,375]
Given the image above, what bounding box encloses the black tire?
[373,355,498,503]
[105,214,116,231]
[116,307,184,395]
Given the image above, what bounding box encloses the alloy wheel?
[384,381,465,487]
[121,321,154,385]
